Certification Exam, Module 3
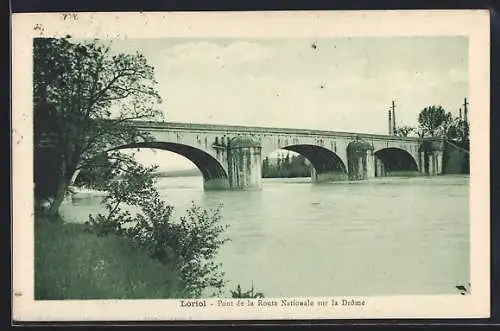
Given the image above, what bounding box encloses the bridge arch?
[374,147,419,177]
[263,144,347,182]
[107,141,230,190]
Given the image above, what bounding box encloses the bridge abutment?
[420,138,445,176]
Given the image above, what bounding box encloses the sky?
[102,37,468,171]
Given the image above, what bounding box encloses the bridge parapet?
[131,121,422,143]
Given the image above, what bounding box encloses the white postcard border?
[12,10,490,321]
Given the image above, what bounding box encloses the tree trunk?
[69,168,81,186]
[47,178,68,219]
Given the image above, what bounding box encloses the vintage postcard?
[12,10,490,321]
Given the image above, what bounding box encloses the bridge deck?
[131,120,427,143]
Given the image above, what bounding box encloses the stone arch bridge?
[106,121,445,190]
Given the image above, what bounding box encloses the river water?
[60,175,469,298]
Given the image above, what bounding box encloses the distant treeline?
[153,168,201,178]
[155,156,312,179]
[262,154,311,178]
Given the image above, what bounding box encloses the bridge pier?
[203,178,230,190]
[366,150,375,179]
[347,138,374,180]
[311,168,347,182]
[227,136,262,190]
[419,151,426,175]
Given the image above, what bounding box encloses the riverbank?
[35,214,187,299]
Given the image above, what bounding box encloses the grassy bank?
[35,215,187,300]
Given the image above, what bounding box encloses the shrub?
[85,153,229,298]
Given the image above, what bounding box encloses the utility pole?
[459,107,462,121]
[388,109,392,135]
[463,97,468,124]
[391,100,396,136]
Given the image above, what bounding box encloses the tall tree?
[417,105,452,137]
[34,37,163,216]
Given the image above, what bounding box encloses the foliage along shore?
[35,212,263,300]
[35,213,188,300]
